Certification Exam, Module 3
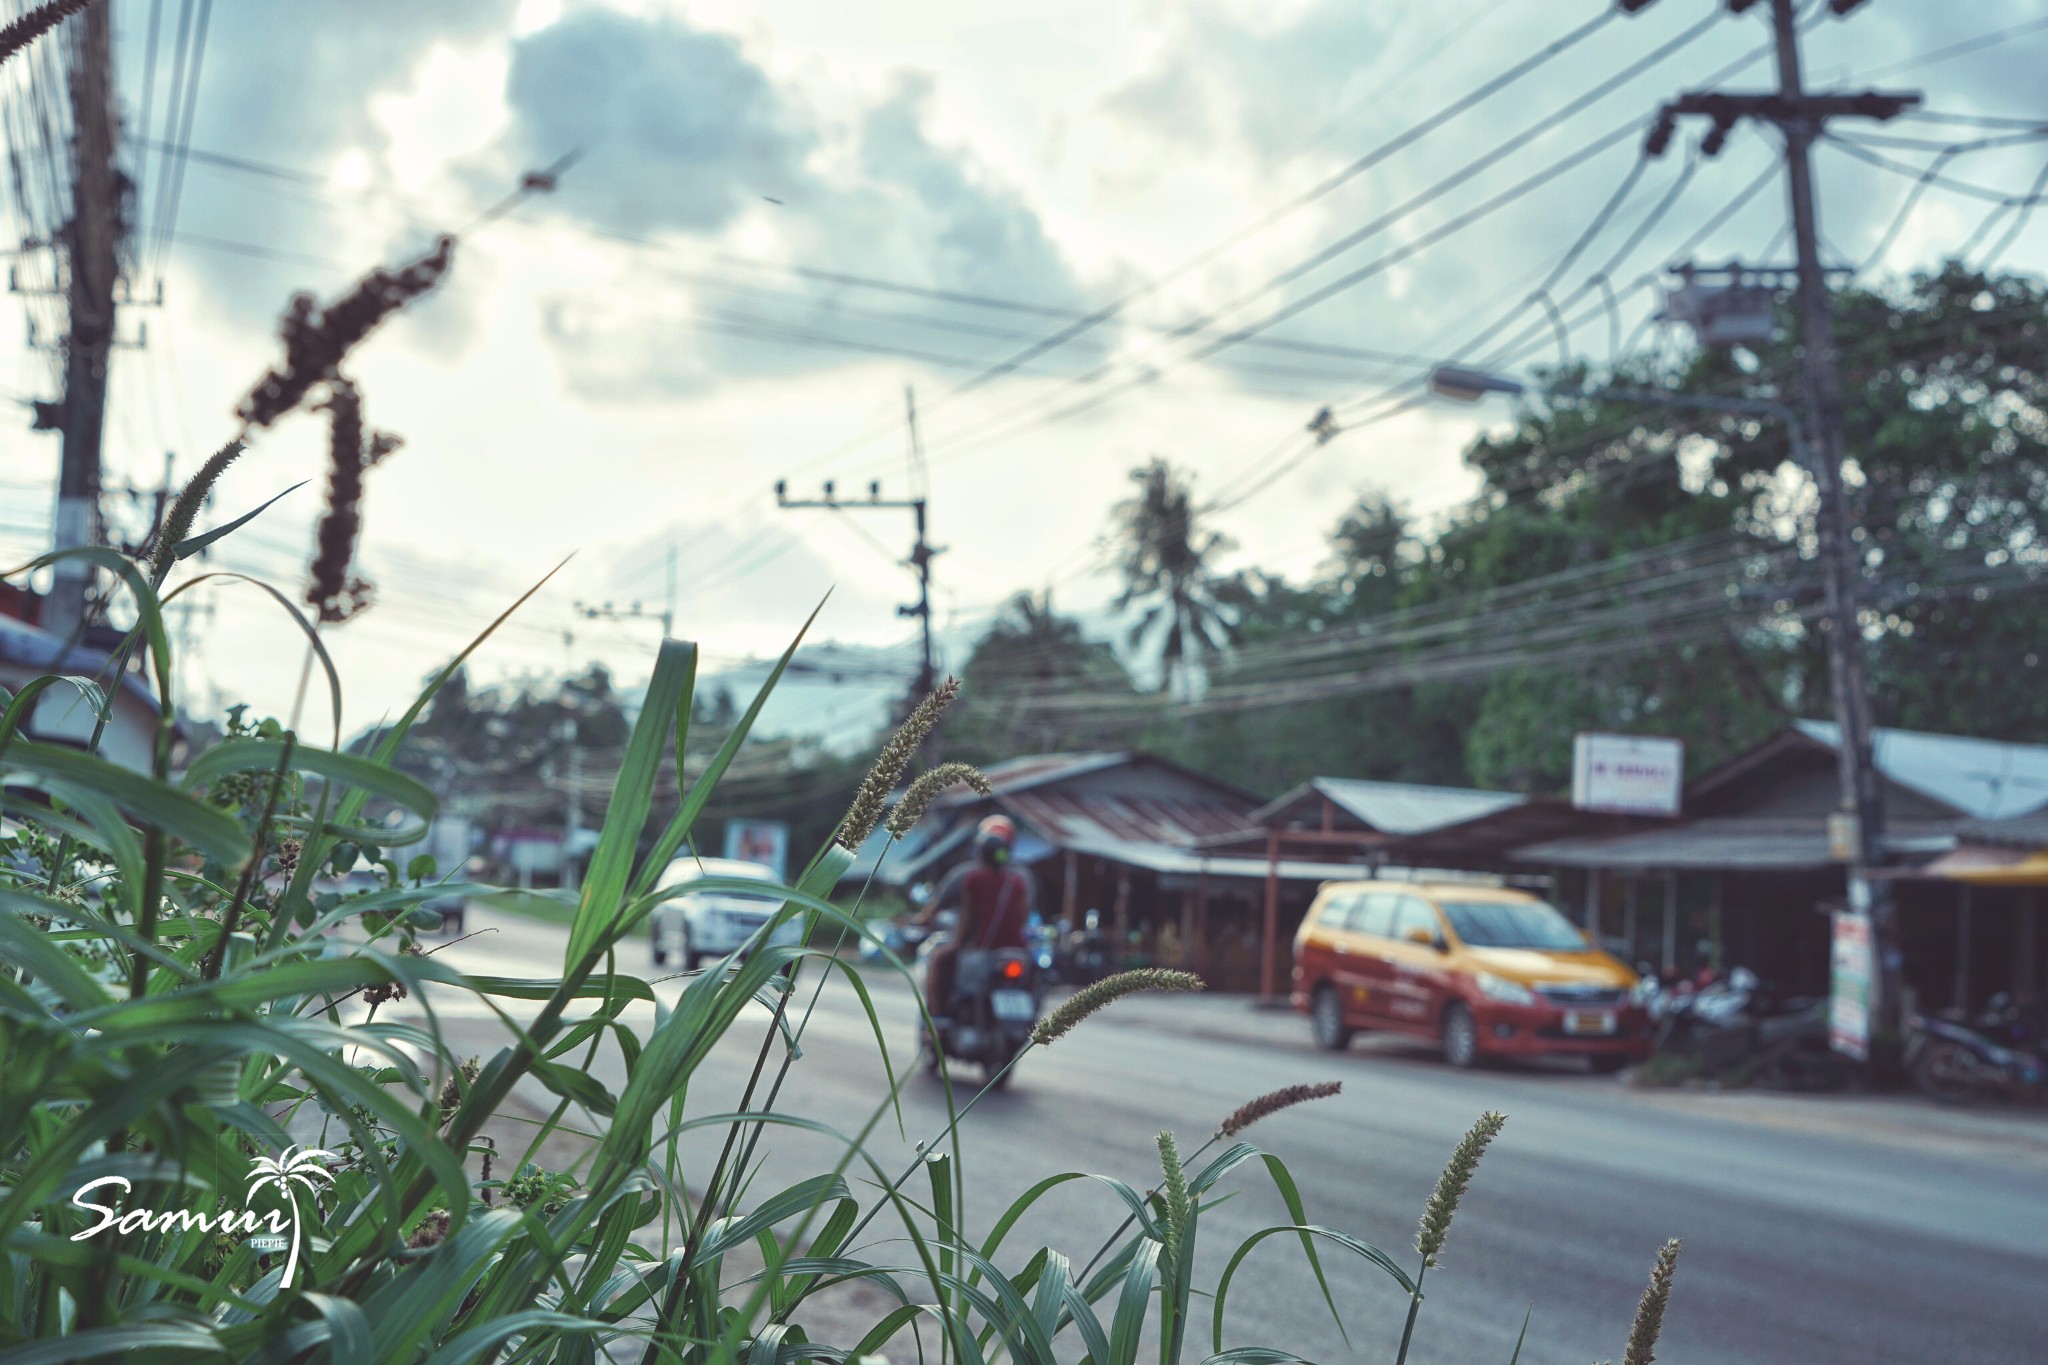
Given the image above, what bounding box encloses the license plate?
[1565,1010,1617,1036]
[991,990,1036,1022]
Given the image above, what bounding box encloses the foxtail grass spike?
[1156,1130,1190,1268]
[237,235,456,432]
[0,0,92,68]
[886,762,992,836]
[1621,1239,1681,1365]
[1217,1081,1342,1139]
[148,440,245,583]
[1415,1111,1507,1269]
[1029,968,1202,1046]
[837,678,959,850]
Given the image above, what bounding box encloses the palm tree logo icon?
[246,1145,337,1290]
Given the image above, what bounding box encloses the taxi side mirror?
[1404,925,1443,950]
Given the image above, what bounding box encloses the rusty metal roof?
[1001,787,1252,849]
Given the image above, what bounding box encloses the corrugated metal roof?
[1312,778,1524,835]
[1794,720,2048,820]
[1513,816,1966,872]
[1955,810,2048,851]
[1003,787,1251,850]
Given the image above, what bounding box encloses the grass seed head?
[1415,1110,1507,1269]
[237,236,456,432]
[0,0,93,69]
[1621,1239,1682,1365]
[1156,1130,1191,1268]
[1217,1081,1343,1139]
[148,440,244,584]
[1029,968,1203,1046]
[885,762,993,836]
[837,678,960,850]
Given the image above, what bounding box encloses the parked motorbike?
[1058,911,1113,986]
[921,946,1041,1090]
[1905,993,2047,1106]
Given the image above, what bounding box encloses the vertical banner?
[724,819,791,883]
[1829,911,1873,1061]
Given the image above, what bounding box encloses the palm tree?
[246,1145,337,1289]
[1109,459,1237,703]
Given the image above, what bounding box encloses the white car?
[647,857,798,970]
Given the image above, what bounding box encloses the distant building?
[0,610,162,774]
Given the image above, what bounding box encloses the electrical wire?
[1856,14,2048,81]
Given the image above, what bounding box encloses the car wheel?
[1441,1003,1481,1070]
[650,919,668,967]
[1588,1054,1630,1076]
[1312,986,1353,1052]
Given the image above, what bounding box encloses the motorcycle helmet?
[975,813,1016,864]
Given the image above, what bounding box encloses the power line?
[1856,14,2048,81]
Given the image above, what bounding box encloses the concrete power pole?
[46,1,122,642]
[776,414,944,762]
[1649,0,1919,1029]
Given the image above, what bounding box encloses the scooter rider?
[907,814,1035,1028]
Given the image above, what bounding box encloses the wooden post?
[1624,878,1639,968]
[2020,890,2039,995]
[1954,885,1972,1011]
[1663,871,1679,974]
[1179,889,1195,967]
[1709,876,1724,972]
[1587,870,1603,936]
[1196,866,1211,962]
[1261,830,1281,1004]
[1112,867,1131,946]
[1062,850,1078,928]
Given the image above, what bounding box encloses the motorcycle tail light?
[1001,959,1025,980]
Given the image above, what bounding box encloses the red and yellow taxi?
[1290,880,1651,1070]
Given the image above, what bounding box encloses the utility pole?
[45,0,122,642]
[560,718,583,893]
[1648,0,1919,1032]
[775,471,942,750]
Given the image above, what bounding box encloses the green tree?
[946,590,1136,763]
[1111,458,1238,703]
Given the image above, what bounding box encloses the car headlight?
[1475,972,1536,1006]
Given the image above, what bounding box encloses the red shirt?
[959,865,1031,950]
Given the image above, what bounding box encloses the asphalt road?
[397,913,2048,1365]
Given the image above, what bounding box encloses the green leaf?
[7,739,251,865]
[567,638,695,968]
[0,1322,232,1363]
[693,1174,852,1267]
[628,604,825,902]
[0,674,108,756]
[1210,1224,1414,1355]
[172,481,309,560]
[1108,1237,1161,1365]
[182,736,438,845]
[420,1310,605,1365]
[533,1059,620,1118]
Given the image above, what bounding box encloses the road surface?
[387,912,2048,1364]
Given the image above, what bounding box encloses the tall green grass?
[0,508,1681,1363]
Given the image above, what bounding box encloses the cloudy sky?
[4,0,2046,744]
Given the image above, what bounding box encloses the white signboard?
[1829,912,1872,1061]
[1571,733,1683,816]
[724,819,791,883]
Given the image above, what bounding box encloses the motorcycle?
[1058,911,1113,987]
[920,945,1042,1090]
[1906,993,2048,1106]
